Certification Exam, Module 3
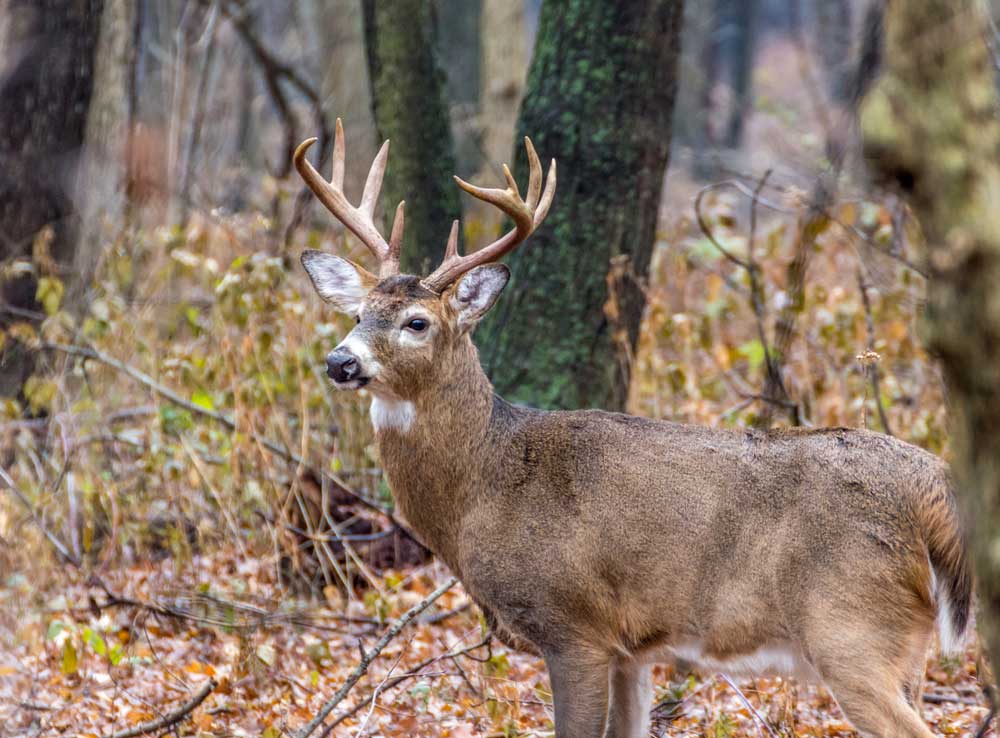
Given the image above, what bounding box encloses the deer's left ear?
[449,263,510,333]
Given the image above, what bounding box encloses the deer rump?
[455,409,971,674]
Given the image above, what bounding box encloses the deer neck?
[370,335,497,566]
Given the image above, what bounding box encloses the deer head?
[297,119,555,402]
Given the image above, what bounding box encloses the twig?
[421,600,472,625]
[319,632,492,737]
[921,691,981,706]
[975,704,996,738]
[719,674,779,738]
[297,576,458,738]
[857,267,893,435]
[101,678,216,738]
[694,183,751,270]
[0,466,79,566]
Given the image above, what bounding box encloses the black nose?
[326,351,360,382]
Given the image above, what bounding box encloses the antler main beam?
[294,119,404,278]
[421,137,556,293]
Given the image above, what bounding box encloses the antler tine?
[360,139,390,218]
[524,137,542,210]
[294,123,402,276]
[331,118,345,188]
[444,220,460,261]
[421,139,557,293]
[535,159,557,226]
[384,201,405,278]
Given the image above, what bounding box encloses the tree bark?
[476,0,685,411]
[471,0,527,248]
[860,0,1000,686]
[0,0,104,397]
[361,0,461,276]
[75,0,137,298]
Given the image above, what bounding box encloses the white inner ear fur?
[301,251,370,315]
[450,265,509,331]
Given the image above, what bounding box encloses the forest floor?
[1,546,992,738]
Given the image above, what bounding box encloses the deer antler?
[421,137,556,293]
[294,119,404,278]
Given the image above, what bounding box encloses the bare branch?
[102,678,215,738]
[296,576,459,738]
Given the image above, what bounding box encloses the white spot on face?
[370,396,416,433]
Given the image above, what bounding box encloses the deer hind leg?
[809,621,936,738]
[605,657,653,738]
[822,675,935,738]
[545,648,612,738]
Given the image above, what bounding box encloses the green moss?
[476,0,684,410]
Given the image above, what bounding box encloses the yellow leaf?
[61,640,77,675]
[35,276,64,316]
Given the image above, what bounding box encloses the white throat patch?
[370,397,416,433]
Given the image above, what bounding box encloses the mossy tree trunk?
[361,0,461,276]
[476,0,685,411]
[860,0,1000,686]
[0,0,104,398]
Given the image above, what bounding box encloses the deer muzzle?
[326,350,365,386]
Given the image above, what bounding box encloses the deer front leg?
[545,648,612,738]
[606,657,654,738]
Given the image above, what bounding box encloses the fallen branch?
[297,576,459,738]
[102,678,216,738]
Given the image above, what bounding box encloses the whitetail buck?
[296,120,972,738]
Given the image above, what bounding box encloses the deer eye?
[355,315,361,324]
[405,318,429,332]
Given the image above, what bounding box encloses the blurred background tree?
[861,0,1000,701]
[0,0,104,396]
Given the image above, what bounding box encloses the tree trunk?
[361,0,461,276]
[476,0,685,411]
[860,0,1000,688]
[718,0,756,148]
[75,0,137,298]
[0,0,104,397]
[472,0,527,248]
[815,0,852,105]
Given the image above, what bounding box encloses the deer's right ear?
[300,250,377,315]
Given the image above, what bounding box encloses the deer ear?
[301,250,377,315]
[450,263,510,332]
